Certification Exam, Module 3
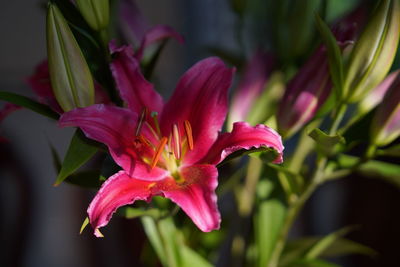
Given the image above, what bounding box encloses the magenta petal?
[161,57,235,165]
[59,104,139,172]
[201,122,284,165]
[25,60,62,113]
[162,165,220,232]
[88,171,154,236]
[135,25,184,60]
[110,45,164,114]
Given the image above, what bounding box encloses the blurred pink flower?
[228,50,275,125]
[370,72,400,146]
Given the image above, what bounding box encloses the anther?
[172,124,181,159]
[135,107,148,136]
[184,120,194,150]
[137,135,153,148]
[151,137,168,169]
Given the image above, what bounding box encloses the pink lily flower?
[59,50,284,236]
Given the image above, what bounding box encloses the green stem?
[154,218,176,267]
[266,104,348,267]
[329,103,347,135]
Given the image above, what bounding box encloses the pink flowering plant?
[1,0,400,266]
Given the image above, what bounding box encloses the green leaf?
[180,246,213,267]
[315,13,344,100]
[0,91,59,120]
[54,129,98,186]
[281,236,376,266]
[304,226,356,259]
[141,217,167,265]
[377,144,400,157]
[47,2,95,112]
[286,258,340,267]
[255,178,287,267]
[64,170,102,188]
[80,217,89,234]
[309,128,345,156]
[338,154,400,188]
[142,215,213,267]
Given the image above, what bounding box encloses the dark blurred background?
[1,0,399,267]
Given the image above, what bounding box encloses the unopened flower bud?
[370,74,400,146]
[343,0,400,103]
[47,3,95,112]
[75,0,109,31]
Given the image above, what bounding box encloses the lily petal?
[135,25,184,60]
[161,57,235,165]
[88,170,155,237]
[110,45,164,114]
[59,104,157,175]
[201,122,284,165]
[162,164,220,232]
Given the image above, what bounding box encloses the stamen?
[135,107,148,136]
[137,134,153,148]
[151,137,168,169]
[184,120,194,150]
[172,124,181,159]
[151,111,162,137]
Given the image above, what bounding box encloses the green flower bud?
[46,3,95,112]
[75,0,109,31]
[343,0,400,103]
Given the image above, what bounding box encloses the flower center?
[134,108,194,178]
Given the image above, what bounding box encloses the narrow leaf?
[54,129,98,186]
[286,258,340,267]
[305,226,356,259]
[255,178,287,267]
[0,91,59,120]
[338,154,400,188]
[80,217,89,234]
[64,170,102,188]
[315,13,344,100]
